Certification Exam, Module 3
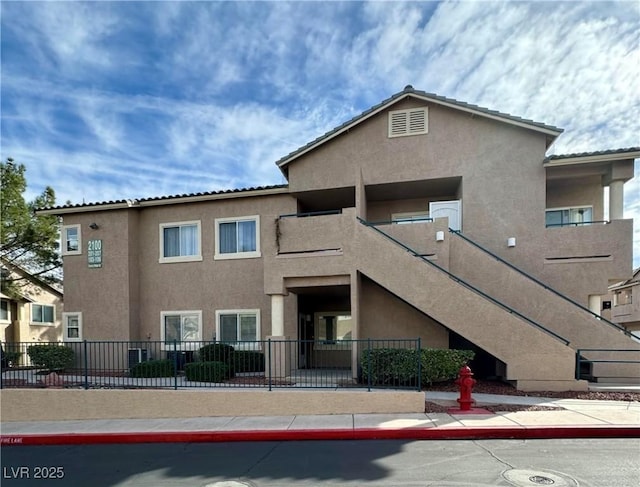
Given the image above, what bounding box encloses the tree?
[1,158,61,296]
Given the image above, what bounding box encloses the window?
[161,311,202,343]
[388,107,428,137]
[63,312,82,341]
[315,312,352,347]
[545,207,593,227]
[215,216,261,259]
[216,310,260,345]
[159,221,202,263]
[62,224,81,255]
[613,289,632,306]
[31,303,55,325]
[0,299,10,322]
[391,211,431,224]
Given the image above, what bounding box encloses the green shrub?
[130,359,174,378]
[27,344,75,371]
[360,348,418,386]
[233,351,265,373]
[421,348,475,385]
[3,351,23,367]
[185,361,229,382]
[198,343,235,377]
[359,347,475,387]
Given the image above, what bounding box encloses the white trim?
[61,224,82,256]
[214,215,262,260]
[0,298,10,323]
[30,303,56,326]
[544,150,640,167]
[159,220,203,264]
[63,312,83,341]
[215,309,261,346]
[160,310,203,344]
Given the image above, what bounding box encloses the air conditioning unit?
[128,348,149,368]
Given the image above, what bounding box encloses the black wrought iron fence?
[0,338,421,391]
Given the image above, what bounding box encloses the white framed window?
[0,299,10,323]
[159,220,202,263]
[216,309,260,347]
[545,206,593,227]
[391,211,430,224]
[314,312,352,349]
[63,312,82,341]
[215,216,261,260]
[388,107,428,138]
[62,224,82,255]
[31,303,55,325]
[161,310,202,343]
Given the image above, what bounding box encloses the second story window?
[62,224,81,255]
[545,207,593,227]
[215,216,261,259]
[159,221,202,263]
[0,299,10,322]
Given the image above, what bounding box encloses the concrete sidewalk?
[1,391,638,445]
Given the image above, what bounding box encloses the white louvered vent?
[388,107,428,138]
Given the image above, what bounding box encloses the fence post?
[416,337,422,392]
[83,340,89,390]
[575,349,581,380]
[367,338,372,392]
[173,340,178,390]
[268,339,272,392]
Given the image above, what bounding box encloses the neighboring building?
[606,268,640,338]
[37,86,639,390]
[0,260,63,344]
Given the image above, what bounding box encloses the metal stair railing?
[449,229,633,338]
[357,217,570,346]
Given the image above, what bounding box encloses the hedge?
[185,361,229,382]
[360,347,475,387]
[233,351,265,373]
[130,359,174,378]
[27,344,75,371]
[198,343,235,377]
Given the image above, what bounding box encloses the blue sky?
[1,1,639,264]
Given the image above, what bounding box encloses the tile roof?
[276,85,563,168]
[545,147,640,162]
[37,184,289,213]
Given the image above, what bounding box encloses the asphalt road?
[1,438,639,487]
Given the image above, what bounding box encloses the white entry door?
[429,200,461,231]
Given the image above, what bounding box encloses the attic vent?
[388,107,428,138]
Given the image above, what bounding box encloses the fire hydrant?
[455,365,476,411]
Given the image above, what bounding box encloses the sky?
[1,0,639,265]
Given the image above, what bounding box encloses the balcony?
[276,208,354,256]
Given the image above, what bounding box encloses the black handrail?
[357,217,570,346]
[279,209,343,219]
[575,348,640,379]
[449,230,633,338]
[546,220,609,228]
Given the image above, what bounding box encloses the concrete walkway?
[1,391,638,445]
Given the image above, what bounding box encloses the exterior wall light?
[89,223,99,230]
[436,231,445,242]
[507,237,516,247]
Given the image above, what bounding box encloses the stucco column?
[270,294,284,336]
[267,294,290,377]
[588,295,602,316]
[609,180,624,221]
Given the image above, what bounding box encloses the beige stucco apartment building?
[38,86,640,390]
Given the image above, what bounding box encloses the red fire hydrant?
[455,365,476,411]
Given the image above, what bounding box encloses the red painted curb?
[2,426,639,446]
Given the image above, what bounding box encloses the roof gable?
[276,85,563,173]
